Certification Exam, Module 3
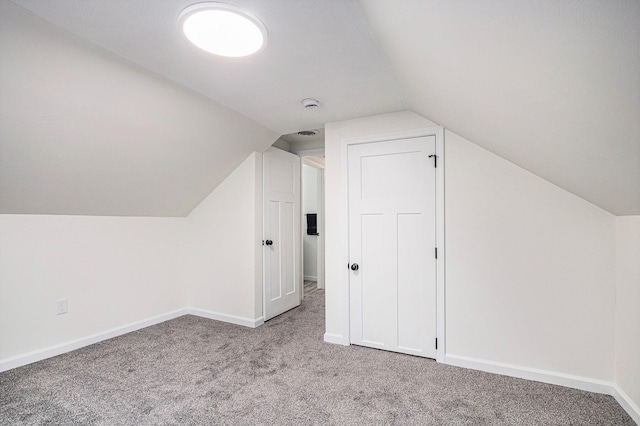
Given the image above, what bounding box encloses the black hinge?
[435,247,438,259]
[435,338,438,350]
[428,154,437,168]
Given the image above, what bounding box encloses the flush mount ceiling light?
[178,3,267,58]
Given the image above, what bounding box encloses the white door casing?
[263,148,301,321]
[317,168,325,290]
[348,135,438,358]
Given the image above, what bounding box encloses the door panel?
[361,152,421,200]
[348,136,437,358]
[267,201,281,300]
[282,201,295,295]
[264,148,301,321]
[397,213,423,352]
[361,213,386,345]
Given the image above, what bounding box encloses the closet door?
[348,136,437,358]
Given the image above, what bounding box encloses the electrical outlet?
[56,298,68,315]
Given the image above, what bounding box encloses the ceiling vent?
[297,130,317,136]
[301,98,320,109]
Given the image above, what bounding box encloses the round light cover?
[179,3,267,57]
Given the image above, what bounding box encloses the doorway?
[264,130,326,321]
[301,156,325,298]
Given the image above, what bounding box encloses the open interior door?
[263,148,301,321]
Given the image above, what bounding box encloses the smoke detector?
[301,98,320,109]
[297,130,317,136]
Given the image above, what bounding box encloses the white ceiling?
[359,0,639,215]
[8,0,406,135]
[281,128,326,153]
[0,0,278,216]
[3,0,639,216]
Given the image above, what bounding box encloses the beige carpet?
[0,289,634,425]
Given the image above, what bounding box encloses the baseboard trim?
[445,354,640,423]
[188,308,263,328]
[303,275,318,282]
[445,354,613,394]
[0,309,188,373]
[324,332,348,346]
[612,384,640,425]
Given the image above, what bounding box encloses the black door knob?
[350,263,359,271]
[265,240,273,246]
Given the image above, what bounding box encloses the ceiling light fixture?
[178,3,267,58]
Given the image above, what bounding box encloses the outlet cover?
[56,299,68,315]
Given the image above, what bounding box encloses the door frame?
[342,127,445,363]
[300,157,325,291]
[316,168,325,290]
[299,149,326,294]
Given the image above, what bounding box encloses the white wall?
[185,153,263,323]
[324,111,616,383]
[0,152,266,368]
[272,138,291,152]
[290,137,326,154]
[0,0,276,366]
[445,131,616,380]
[0,214,186,363]
[302,164,319,280]
[615,216,640,410]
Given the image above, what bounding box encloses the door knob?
[350,263,359,271]
[265,240,273,246]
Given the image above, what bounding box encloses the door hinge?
[435,247,438,259]
[435,338,438,350]
[429,154,437,168]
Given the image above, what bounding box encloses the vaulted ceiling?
[359,0,639,216]
[2,0,638,216]
[6,0,406,134]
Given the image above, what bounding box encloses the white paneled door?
[348,136,437,358]
[263,148,301,321]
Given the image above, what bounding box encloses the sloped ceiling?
[2,0,639,216]
[359,0,640,215]
[7,0,406,134]
[1,0,406,217]
[0,0,278,216]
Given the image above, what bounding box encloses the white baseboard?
[324,332,349,346]
[318,343,640,421]
[444,354,613,394]
[0,309,188,373]
[612,384,640,425]
[188,308,263,328]
[445,354,640,423]
[0,307,263,374]
[303,275,318,282]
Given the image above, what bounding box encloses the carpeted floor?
[0,290,634,425]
